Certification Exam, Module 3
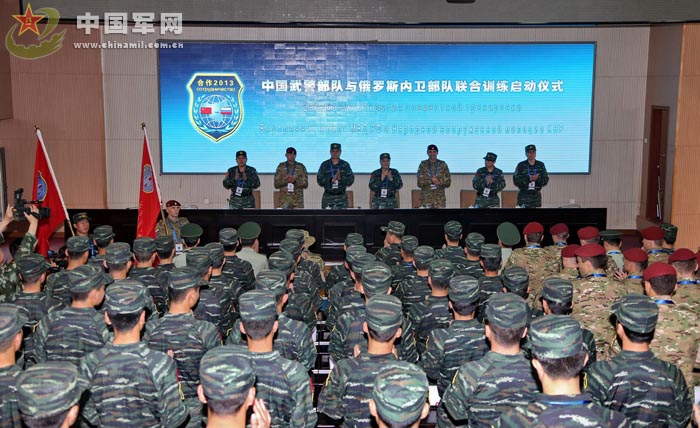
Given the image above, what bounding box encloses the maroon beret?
[561,244,580,258]
[523,222,544,235]
[640,226,664,241]
[575,243,606,258]
[165,200,181,208]
[668,248,696,263]
[623,248,648,263]
[550,223,569,236]
[577,226,600,240]
[643,262,676,280]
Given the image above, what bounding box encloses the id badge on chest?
[380,188,388,198]
[528,181,536,191]
[287,183,294,192]
[482,187,491,197]
[235,186,243,196]
[175,243,184,254]
[332,181,339,190]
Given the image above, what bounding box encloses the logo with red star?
[5,3,65,59]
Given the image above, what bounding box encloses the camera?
[13,188,50,222]
[47,247,67,274]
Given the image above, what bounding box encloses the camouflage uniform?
[542,242,568,271]
[397,274,431,317]
[417,159,451,208]
[369,167,403,209]
[9,292,60,366]
[672,277,700,311]
[222,254,255,293]
[476,275,504,322]
[0,233,37,302]
[647,249,669,264]
[128,266,167,316]
[572,274,620,361]
[317,157,355,209]
[155,216,190,245]
[208,272,240,334]
[472,165,506,208]
[274,161,308,209]
[0,304,27,427]
[198,346,255,419]
[223,164,260,209]
[372,361,429,427]
[408,259,454,356]
[504,245,557,310]
[513,158,549,208]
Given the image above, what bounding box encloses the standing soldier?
[155,200,190,253]
[89,225,115,271]
[641,226,669,263]
[369,153,403,209]
[660,222,678,254]
[274,147,308,209]
[409,259,454,356]
[317,143,354,209]
[614,248,648,295]
[542,223,569,270]
[417,144,451,208]
[224,150,261,209]
[504,222,554,309]
[219,227,256,293]
[472,152,506,208]
[72,212,97,258]
[128,237,167,316]
[0,303,27,426]
[513,144,548,208]
[669,248,700,310]
[45,236,90,309]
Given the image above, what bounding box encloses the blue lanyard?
[677,280,696,285]
[527,164,537,177]
[286,162,296,176]
[607,251,621,255]
[330,162,338,178]
[556,242,567,247]
[527,245,541,249]
[628,275,643,279]
[541,400,591,406]
[237,167,245,187]
[655,299,674,305]
[588,273,606,278]
[429,161,438,178]
[404,262,414,267]
[167,219,179,242]
[89,240,96,257]
[648,249,664,254]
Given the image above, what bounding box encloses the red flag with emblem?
[136,126,162,238]
[32,129,70,255]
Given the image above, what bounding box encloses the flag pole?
[142,123,167,233]
[35,125,74,237]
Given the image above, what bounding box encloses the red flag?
[32,130,69,256]
[136,126,162,238]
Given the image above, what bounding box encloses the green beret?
[465,232,485,254]
[255,270,288,299]
[428,259,454,283]
[502,266,529,294]
[345,233,364,247]
[0,303,28,342]
[381,221,405,237]
[268,251,295,277]
[400,235,419,253]
[200,346,256,402]
[444,220,462,240]
[186,248,213,276]
[93,225,115,245]
[485,293,528,329]
[16,254,50,278]
[66,236,89,253]
[611,294,659,334]
[104,280,151,314]
[372,361,429,427]
[361,261,394,298]
[346,245,368,263]
[448,275,480,304]
[279,238,302,258]
[529,315,583,359]
[133,237,156,254]
[413,246,435,270]
[204,242,225,266]
[181,223,203,240]
[541,277,573,304]
[480,244,501,259]
[239,290,277,322]
[17,362,88,418]
[365,294,403,334]
[497,222,520,246]
[68,265,113,293]
[155,236,174,253]
[168,266,203,291]
[105,242,132,264]
[218,228,239,245]
[238,222,261,240]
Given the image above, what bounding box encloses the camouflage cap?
[361,261,394,298]
[200,346,255,402]
[186,248,213,276]
[68,265,113,293]
[284,229,305,246]
[93,225,115,244]
[428,259,454,282]
[291,270,314,295]
[448,275,480,304]
[105,242,133,264]
[71,212,90,224]
[525,144,536,152]
[485,293,528,329]
[496,222,520,246]
[381,221,406,237]
[236,150,247,158]
[444,220,463,240]
[400,235,419,253]
[541,277,574,304]
[465,232,485,254]
[345,233,365,247]
[483,152,497,162]
[279,238,302,258]
[346,245,368,263]
[239,290,277,322]
[480,244,501,259]
[372,361,428,426]
[104,280,150,314]
[611,294,659,334]
[502,266,529,294]
[330,143,342,151]
[413,246,435,269]
[218,227,239,245]
[16,254,50,278]
[0,303,28,342]
[349,253,377,274]
[204,242,225,266]
[181,223,204,239]
[238,222,261,240]
[255,270,288,299]
[133,237,156,254]
[660,223,678,242]
[155,236,175,253]
[529,315,583,359]
[268,251,295,277]
[168,266,204,290]
[66,236,89,253]
[365,294,403,334]
[17,362,88,418]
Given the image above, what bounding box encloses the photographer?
[0,204,40,302]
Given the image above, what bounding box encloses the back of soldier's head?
[372,361,429,428]
[484,293,528,347]
[644,262,677,296]
[239,290,278,340]
[200,346,256,416]
[528,316,587,380]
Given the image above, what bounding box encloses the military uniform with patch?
[224,150,261,209]
[397,246,434,317]
[274,147,309,209]
[417,144,451,208]
[408,260,454,356]
[0,304,27,427]
[219,227,256,294]
[472,152,506,208]
[513,144,549,208]
[129,237,169,316]
[369,153,403,209]
[317,143,355,209]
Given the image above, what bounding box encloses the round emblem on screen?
[142,164,154,193]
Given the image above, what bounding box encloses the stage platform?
[69,208,606,260]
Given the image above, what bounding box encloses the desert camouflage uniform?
[155,217,190,245]
[504,245,557,310]
[672,278,700,314]
[647,250,669,264]
[571,275,620,361]
[417,159,451,208]
[274,161,308,209]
